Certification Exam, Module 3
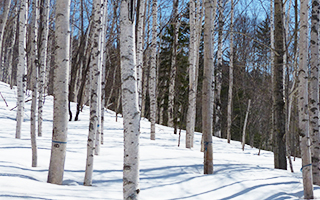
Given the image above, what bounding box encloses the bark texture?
[203,0,214,174]
[298,0,314,198]
[47,0,70,185]
[16,0,28,139]
[273,0,287,170]
[120,0,140,199]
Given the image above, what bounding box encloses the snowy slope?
[0,81,319,200]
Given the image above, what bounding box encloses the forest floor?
[0,81,319,200]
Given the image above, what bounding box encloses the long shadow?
[220,181,300,200]
[0,173,39,181]
[0,195,51,199]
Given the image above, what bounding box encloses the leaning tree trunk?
[47,0,70,185]
[273,0,287,170]
[298,0,314,198]
[16,0,28,139]
[226,0,234,143]
[120,0,141,199]
[203,0,215,175]
[84,0,103,185]
[309,0,320,186]
[149,0,158,140]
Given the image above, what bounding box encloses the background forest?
[0,0,318,198]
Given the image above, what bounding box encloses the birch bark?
[298,0,314,197]
[149,0,158,140]
[120,0,140,198]
[47,0,70,185]
[167,0,179,127]
[0,0,11,63]
[309,0,320,186]
[16,0,28,139]
[30,0,39,167]
[84,0,102,185]
[38,0,50,137]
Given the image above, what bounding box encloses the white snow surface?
[0,81,320,200]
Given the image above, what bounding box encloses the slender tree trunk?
[120,0,140,198]
[186,0,196,148]
[136,0,146,114]
[273,0,287,170]
[226,0,234,143]
[203,0,214,174]
[16,0,28,139]
[47,0,70,185]
[101,0,107,145]
[309,0,320,186]
[84,0,103,185]
[149,0,158,140]
[298,0,314,197]
[214,0,224,138]
[0,0,11,63]
[241,99,251,151]
[38,0,50,137]
[167,0,179,127]
[30,0,39,167]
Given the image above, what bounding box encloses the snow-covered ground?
[0,81,319,200]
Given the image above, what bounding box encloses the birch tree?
[0,0,11,63]
[167,0,179,127]
[16,0,28,139]
[309,0,320,186]
[226,0,234,143]
[299,0,314,197]
[38,0,50,137]
[150,0,158,140]
[47,0,70,185]
[84,0,103,185]
[30,0,39,167]
[120,0,140,198]
[136,0,146,113]
[203,0,214,174]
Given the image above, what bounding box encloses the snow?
[0,81,320,200]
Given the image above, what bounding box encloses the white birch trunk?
[226,0,234,143]
[30,0,39,167]
[310,0,320,186]
[167,0,179,127]
[47,0,70,185]
[136,0,146,114]
[101,0,107,145]
[0,0,11,64]
[186,0,196,148]
[120,0,140,198]
[8,6,18,88]
[84,0,103,185]
[241,99,251,151]
[299,0,314,197]
[38,0,50,137]
[16,0,28,139]
[203,0,214,174]
[149,0,157,140]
